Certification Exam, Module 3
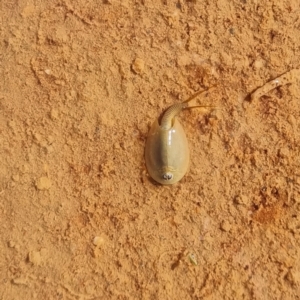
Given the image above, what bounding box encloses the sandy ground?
[1,0,300,299]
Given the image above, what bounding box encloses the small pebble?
[113,142,121,149]
[253,58,266,70]
[132,58,145,74]
[28,250,42,266]
[235,194,249,205]
[50,109,58,120]
[36,177,51,190]
[279,147,289,158]
[220,220,231,232]
[93,236,105,247]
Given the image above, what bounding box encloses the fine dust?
[1,1,300,299]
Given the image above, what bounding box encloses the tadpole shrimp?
[145,88,216,185]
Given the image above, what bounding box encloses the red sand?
[1,1,300,299]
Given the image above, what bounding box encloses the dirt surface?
[1,1,300,299]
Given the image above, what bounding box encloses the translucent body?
[145,89,215,185]
[145,118,190,185]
